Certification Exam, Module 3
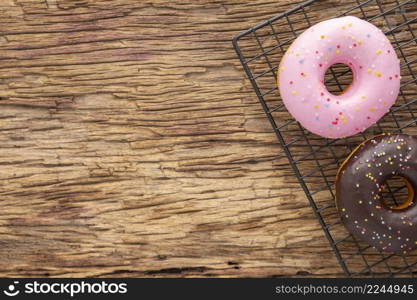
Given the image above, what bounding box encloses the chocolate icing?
[336,133,417,253]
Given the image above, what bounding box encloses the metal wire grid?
[233,0,417,277]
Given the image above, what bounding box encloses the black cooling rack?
[233,0,417,277]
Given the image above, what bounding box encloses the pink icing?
[278,16,401,138]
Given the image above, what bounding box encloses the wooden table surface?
[1,0,414,278]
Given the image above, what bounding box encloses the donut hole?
[324,63,353,96]
[381,176,414,210]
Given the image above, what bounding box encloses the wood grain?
[0,0,416,278]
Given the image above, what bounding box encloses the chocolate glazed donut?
[336,133,417,253]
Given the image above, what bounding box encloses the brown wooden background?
[0,0,415,278]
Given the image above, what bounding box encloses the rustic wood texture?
[0,0,416,278]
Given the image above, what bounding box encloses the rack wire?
[233,0,417,277]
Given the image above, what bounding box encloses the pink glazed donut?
[278,16,401,139]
